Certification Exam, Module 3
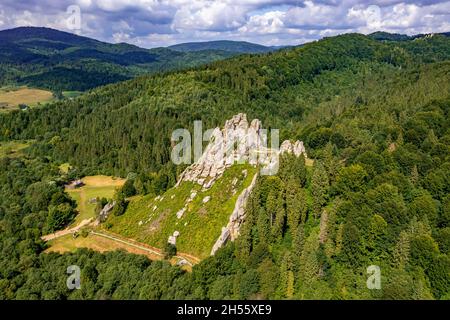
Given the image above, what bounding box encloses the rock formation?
[176,113,307,191]
[172,113,308,255]
[210,172,258,255]
[97,201,116,223]
[280,140,308,158]
[168,230,180,245]
[176,113,263,190]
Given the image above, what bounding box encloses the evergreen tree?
[272,193,286,240]
[256,207,271,245]
[311,161,329,219]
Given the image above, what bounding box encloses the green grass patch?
[62,91,83,99]
[67,175,125,226]
[0,140,33,158]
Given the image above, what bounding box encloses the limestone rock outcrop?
[172,113,308,255]
[280,140,308,158]
[168,230,180,245]
[97,201,116,223]
[176,113,263,190]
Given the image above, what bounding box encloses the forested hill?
[1,32,449,177]
[0,31,449,299]
[0,27,254,91]
[168,40,277,53]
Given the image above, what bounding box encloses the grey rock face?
[176,113,264,190]
[98,201,116,223]
[280,140,308,157]
[168,230,180,245]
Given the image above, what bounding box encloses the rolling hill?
[168,40,279,53]
[0,27,263,91]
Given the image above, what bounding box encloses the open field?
[66,175,126,226]
[0,87,54,111]
[0,140,33,158]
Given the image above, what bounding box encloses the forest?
[0,32,449,299]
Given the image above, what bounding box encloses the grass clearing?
[0,87,54,111]
[62,91,83,99]
[0,140,33,158]
[45,232,192,271]
[67,175,126,226]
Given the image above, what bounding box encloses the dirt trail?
[41,218,93,241]
[91,230,200,266]
[42,222,201,266]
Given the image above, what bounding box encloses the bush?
[163,243,177,260]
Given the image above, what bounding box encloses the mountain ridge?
[0,27,260,91]
[168,40,280,53]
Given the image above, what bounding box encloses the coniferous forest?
[0,29,449,300]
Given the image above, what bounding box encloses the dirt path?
[41,218,93,241]
[42,220,201,266]
[91,230,200,266]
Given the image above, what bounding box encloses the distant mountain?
[0,27,240,91]
[168,40,277,53]
[368,31,412,41]
[369,31,450,41]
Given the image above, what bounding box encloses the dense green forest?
[0,32,449,299]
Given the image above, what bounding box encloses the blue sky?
[0,1,449,48]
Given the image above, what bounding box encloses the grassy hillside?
[106,165,256,258]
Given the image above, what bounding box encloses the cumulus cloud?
[0,0,449,47]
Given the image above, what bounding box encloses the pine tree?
[266,190,278,227]
[410,165,419,185]
[256,207,271,245]
[277,253,294,299]
[311,161,329,220]
[292,225,305,263]
[285,178,300,235]
[272,192,286,240]
[286,179,308,238]
[236,221,252,263]
[393,231,410,269]
[279,153,306,187]
[323,142,339,183]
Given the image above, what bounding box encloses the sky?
[0,0,449,48]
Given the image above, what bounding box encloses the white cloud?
[0,0,449,47]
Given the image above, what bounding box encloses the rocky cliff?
[175,113,308,255]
